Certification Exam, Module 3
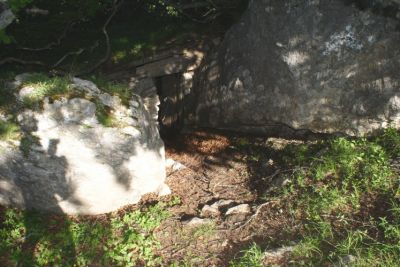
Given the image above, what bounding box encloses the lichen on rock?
[0,74,170,215]
[191,0,400,136]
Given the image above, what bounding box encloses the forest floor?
[157,130,302,266]
[1,128,400,266]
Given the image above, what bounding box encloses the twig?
[52,48,84,68]
[78,0,125,75]
[0,57,45,66]
[164,0,219,24]
[18,22,75,52]
[234,200,279,230]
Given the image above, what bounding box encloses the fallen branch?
[18,22,75,52]
[234,200,279,231]
[78,0,125,75]
[0,57,45,66]
[172,4,219,24]
[52,48,84,68]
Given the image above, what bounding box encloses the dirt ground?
[154,130,303,266]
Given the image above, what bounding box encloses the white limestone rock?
[0,76,170,215]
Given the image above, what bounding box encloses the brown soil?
[155,130,302,266]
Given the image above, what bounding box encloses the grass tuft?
[0,120,21,141]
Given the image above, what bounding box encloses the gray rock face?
[191,0,400,136]
[0,76,170,215]
[0,3,15,30]
[129,77,160,124]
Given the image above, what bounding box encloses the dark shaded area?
[0,137,77,265]
[0,0,248,75]
[340,0,400,29]
[341,0,400,17]
[156,73,184,138]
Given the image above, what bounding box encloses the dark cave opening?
[155,73,184,139]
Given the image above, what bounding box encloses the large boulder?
[0,76,169,215]
[191,0,400,136]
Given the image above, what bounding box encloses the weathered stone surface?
[225,204,251,215]
[165,158,186,172]
[0,3,15,30]
[71,77,101,96]
[17,86,36,101]
[129,77,160,124]
[263,246,294,266]
[210,199,235,210]
[191,0,400,136]
[336,254,357,267]
[0,76,170,215]
[183,217,212,226]
[201,204,220,217]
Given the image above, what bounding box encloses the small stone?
[201,205,220,217]
[130,100,140,108]
[263,246,294,264]
[210,199,235,210]
[165,158,175,168]
[226,204,251,215]
[337,254,357,266]
[184,217,211,226]
[165,158,186,171]
[18,86,36,101]
[172,162,186,171]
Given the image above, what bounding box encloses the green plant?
[0,120,20,141]
[277,132,400,265]
[18,74,73,108]
[230,243,264,267]
[89,77,132,106]
[376,128,400,157]
[0,199,179,266]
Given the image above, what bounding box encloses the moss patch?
[0,120,21,141]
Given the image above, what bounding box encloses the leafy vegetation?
[0,120,20,141]
[0,198,180,266]
[1,0,247,74]
[17,73,73,108]
[234,128,400,266]
[230,243,264,267]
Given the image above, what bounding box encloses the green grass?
[230,243,264,267]
[0,121,21,141]
[6,72,131,127]
[0,198,179,266]
[16,73,74,108]
[280,129,400,266]
[89,76,133,106]
[231,128,400,266]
